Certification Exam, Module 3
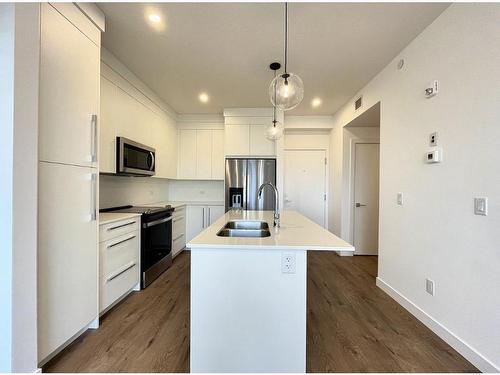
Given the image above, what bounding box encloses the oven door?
[141,213,172,287]
[117,137,155,176]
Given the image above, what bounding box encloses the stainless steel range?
[101,205,174,288]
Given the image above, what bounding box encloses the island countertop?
[187,209,354,252]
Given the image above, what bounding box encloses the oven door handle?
[143,216,172,228]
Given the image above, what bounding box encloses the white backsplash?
[168,180,224,202]
[99,175,170,209]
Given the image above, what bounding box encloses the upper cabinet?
[39,3,100,168]
[99,51,178,178]
[223,109,277,157]
[178,128,224,180]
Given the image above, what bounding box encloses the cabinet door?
[38,162,98,361]
[39,4,99,167]
[211,130,225,180]
[208,205,225,225]
[224,124,249,156]
[186,205,205,242]
[250,124,276,156]
[196,130,212,179]
[178,129,197,179]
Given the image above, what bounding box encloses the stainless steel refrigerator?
[225,158,276,212]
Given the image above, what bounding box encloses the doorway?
[284,149,327,228]
[352,142,380,255]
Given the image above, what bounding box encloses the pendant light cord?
[284,2,288,74]
[273,70,277,126]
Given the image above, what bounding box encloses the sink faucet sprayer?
[257,182,280,227]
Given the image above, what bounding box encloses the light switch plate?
[474,197,488,216]
[426,279,435,296]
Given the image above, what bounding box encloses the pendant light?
[269,2,304,111]
[266,63,284,141]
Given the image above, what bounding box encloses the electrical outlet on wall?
[426,279,435,296]
[281,253,296,274]
[429,132,438,147]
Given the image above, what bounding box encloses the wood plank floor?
[44,251,477,373]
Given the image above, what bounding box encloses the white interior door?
[284,150,326,227]
[353,143,380,255]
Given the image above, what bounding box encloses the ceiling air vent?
[354,96,363,110]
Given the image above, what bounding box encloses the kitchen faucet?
[258,182,280,227]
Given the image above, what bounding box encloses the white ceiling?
[98,2,448,116]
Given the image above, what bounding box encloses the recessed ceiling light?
[199,93,209,103]
[311,98,322,108]
[148,14,161,23]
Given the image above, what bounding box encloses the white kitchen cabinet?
[177,129,224,180]
[250,124,275,156]
[172,205,187,257]
[186,205,205,242]
[178,129,197,179]
[224,124,250,156]
[196,130,212,179]
[99,218,140,313]
[186,204,225,242]
[39,3,99,168]
[38,162,98,361]
[211,129,225,180]
[99,77,117,173]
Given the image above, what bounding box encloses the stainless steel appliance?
[116,137,155,176]
[225,158,276,212]
[100,205,174,288]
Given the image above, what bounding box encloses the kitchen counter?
[188,209,354,252]
[189,210,354,373]
[143,200,224,209]
[99,212,141,225]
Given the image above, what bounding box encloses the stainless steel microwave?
[116,137,155,176]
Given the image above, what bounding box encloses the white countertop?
[143,200,224,209]
[99,212,141,225]
[187,210,355,252]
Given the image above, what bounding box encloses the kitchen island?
[187,210,354,373]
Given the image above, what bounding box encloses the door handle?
[91,114,97,163]
[355,203,367,207]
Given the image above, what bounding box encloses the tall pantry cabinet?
[37,3,103,364]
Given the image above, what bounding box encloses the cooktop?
[100,205,173,215]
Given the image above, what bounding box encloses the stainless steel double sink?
[216,220,271,238]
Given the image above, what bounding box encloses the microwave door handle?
[149,152,155,171]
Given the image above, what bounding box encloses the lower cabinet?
[99,217,140,314]
[172,205,187,257]
[186,204,225,242]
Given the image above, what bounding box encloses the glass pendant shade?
[269,72,304,111]
[265,120,284,141]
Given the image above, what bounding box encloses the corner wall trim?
[376,277,498,373]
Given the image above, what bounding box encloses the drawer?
[100,262,139,313]
[100,217,140,242]
[100,232,139,278]
[172,214,186,239]
[172,233,185,256]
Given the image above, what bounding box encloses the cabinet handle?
[91,114,97,163]
[91,173,97,221]
[107,221,136,231]
[107,235,136,249]
[208,207,211,226]
[202,207,205,228]
[173,216,185,223]
[173,233,185,242]
[106,261,136,282]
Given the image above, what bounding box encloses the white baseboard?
[34,368,42,373]
[376,277,498,373]
[336,250,353,257]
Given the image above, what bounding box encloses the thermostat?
[426,148,442,163]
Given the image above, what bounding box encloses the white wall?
[99,175,170,209]
[0,4,39,372]
[168,179,224,202]
[329,3,500,371]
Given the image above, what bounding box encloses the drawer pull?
[107,235,136,249]
[173,216,185,223]
[107,262,136,282]
[107,221,136,231]
[173,233,185,242]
